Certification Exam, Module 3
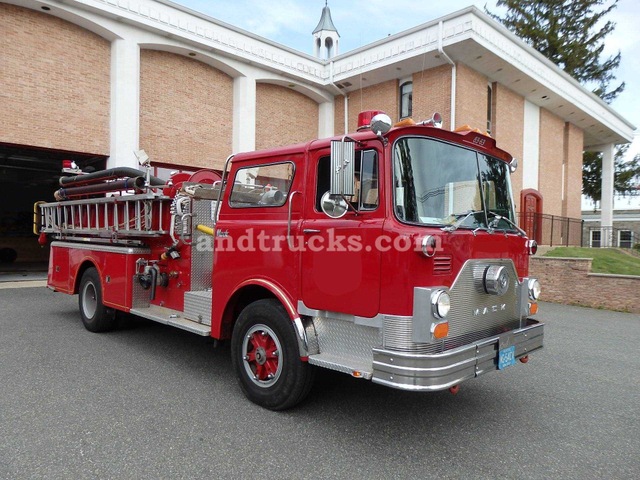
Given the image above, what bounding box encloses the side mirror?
[370,113,392,135]
[320,191,348,218]
[330,139,355,196]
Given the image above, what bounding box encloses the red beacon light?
[61,159,82,174]
[357,110,385,131]
[357,111,393,136]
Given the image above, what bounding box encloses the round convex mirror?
[320,191,348,218]
[370,113,392,136]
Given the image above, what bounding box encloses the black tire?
[78,268,116,333]
[231,299,315,410]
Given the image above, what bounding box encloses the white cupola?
[312,1,340,59]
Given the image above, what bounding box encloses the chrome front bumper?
[372,319,543,391]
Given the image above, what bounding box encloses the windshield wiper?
[442,210,484,232]
[487,211,527,236]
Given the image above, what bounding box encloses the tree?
[488,1,634,204]
[489,0,624,101]
[583,147,640,207]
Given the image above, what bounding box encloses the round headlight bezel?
[528,278,541,301]
[484,265,510,296]
[431,290,451,319]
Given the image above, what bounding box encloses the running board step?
[308,352,373,380]
[129,304,211,336]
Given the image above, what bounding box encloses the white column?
[109,39,140,169]
[232,75,256,153]
[318,101,334,139]
[600,143,615,247]
[522,100,540,190]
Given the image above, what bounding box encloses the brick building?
[0,0,636,262]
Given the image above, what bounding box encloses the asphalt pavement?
[1,287,639,479]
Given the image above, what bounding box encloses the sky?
[175,0,640,208]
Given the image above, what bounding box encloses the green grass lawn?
[543,247,640,276]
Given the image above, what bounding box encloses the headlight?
[528,278,541,301]
[431,290,450,319]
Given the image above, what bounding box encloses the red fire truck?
[36,111,543,410]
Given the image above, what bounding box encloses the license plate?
[498,345,516,370]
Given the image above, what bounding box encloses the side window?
[315,150,379,211]
[229,162,294,208]
[359,150,379,210]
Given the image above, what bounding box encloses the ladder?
[38,193,171,243]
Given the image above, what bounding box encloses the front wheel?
[78,267,116,333]
[231,299,315,410]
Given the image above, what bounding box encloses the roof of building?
[54,1,634,147]
[312,4,338,35]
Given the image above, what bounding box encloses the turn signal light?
[432,322,449,339]
[528,303,538,315]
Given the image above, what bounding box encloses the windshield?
[393,137,516,230]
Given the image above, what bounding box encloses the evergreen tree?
[489,0,624,101]
[583,148,640,207]
[489,0,638,204]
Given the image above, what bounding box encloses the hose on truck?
[54,176,146,201]
[59,167,165,187]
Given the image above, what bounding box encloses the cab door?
[300,145,383,318]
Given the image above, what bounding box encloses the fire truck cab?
[38,111,543,410]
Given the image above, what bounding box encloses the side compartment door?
[48,242,71,293]
[300,147,383,318]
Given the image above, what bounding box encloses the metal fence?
[516,212,584,247]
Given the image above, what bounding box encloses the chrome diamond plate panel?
[131,275,150,308]
[190,199,215,291]
[183,290,212,326]
[309,317,382,375]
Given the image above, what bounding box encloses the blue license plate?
[498,345,516,370]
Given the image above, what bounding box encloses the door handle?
[303,229,321,234]
[287,191,301,249]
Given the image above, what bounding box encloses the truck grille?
[433,255,452,274]
[383,259,520,354]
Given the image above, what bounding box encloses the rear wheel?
[78,268,116,332]
[231,299,315,410]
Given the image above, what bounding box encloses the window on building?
[590,230,601,248]
[487,84,493,135]
[619,230,633,248]
[399,81,413,119]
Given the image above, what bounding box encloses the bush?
[633,243,640,252]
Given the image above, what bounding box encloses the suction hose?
[60,167,165,187]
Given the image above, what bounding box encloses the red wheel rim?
[242,324,282,387]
